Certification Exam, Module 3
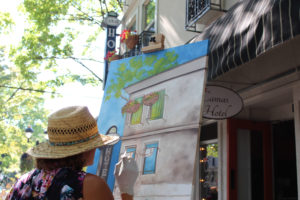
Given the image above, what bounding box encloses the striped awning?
[192,0,300,80]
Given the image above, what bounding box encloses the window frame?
[125,145,137,159]
[130,97,144,125]
[142,142,159,175]
[142,0,156,32]
[148,90,165,121]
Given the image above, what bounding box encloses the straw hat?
[27,106,119,159]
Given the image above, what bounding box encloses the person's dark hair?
[35,153,85,171]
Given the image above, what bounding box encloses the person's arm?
[83,174,114,200]
[83,173,133,200]
[120,193,133,200]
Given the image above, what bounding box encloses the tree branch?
[120,94,129,102]
[69,57,103,83]
[103,0,109,13]
[116,0,123,10]
[5,87,21,102]
[69,4,103,26]
[0,85,57,94]
[99,0,106,19]
[33,55,104,82]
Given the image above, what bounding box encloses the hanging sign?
[102,11,120,87]
[203,85,243,119]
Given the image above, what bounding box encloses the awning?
[192,0,300,80]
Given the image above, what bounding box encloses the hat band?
[49,133,99,146]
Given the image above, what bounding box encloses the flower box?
[122,100,141,114]
[121,29,139,49]
[143,92,159,106]
[104,51,120,62]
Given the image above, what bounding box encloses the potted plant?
[143,92,159,106]
[120,29,139,49]
[121,100,141,115]
[104,50,120,62]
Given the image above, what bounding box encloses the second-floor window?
[149,90,165,120]
[131,97,143,125]
[143,0,156,32]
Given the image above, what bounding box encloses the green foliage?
[0,12,14,34]
[144,0,155,28]
[0,0,123,175]
[105,51,178,101]
[0,55,49,173]
[206,144,218,158]
[10,0,123,89]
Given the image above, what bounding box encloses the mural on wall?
[87,40,209,198]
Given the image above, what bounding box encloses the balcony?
[121,30,155,58]
[186,0,224,32]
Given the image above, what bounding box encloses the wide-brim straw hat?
[27,106,119,159]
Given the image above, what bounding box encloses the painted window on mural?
[143,142,158,174]
[131,97,143,125]
[126,146,136,159]
[150,90,165,120]
[143,0,156,31]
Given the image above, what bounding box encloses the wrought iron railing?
[121,30,155,58]
[186,0,210,26]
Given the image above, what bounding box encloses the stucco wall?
[157,0,198,48]
[121,0,240,50]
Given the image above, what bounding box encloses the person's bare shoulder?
[83,173,114,200]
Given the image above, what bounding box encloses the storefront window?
[199,123,218,200]
[200,143,218,200]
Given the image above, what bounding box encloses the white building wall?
[121,0,239,49]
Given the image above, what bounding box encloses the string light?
[200,179,205,182]
[200,147,205,151]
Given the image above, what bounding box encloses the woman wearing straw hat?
[6,106,138,200]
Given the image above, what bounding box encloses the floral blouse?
[6,168,86,200]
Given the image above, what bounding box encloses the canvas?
[87,40,209,200]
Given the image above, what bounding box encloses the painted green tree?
[105,50,179,102]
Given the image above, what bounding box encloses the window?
[143,142,158,174]
[199,123,218,200]
[143,0,156,31]
[130,97,143,125]
[126,146,136,159]
[149,90,165,120]
[129,20,136,32]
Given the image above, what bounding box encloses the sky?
[1,0,109,117]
